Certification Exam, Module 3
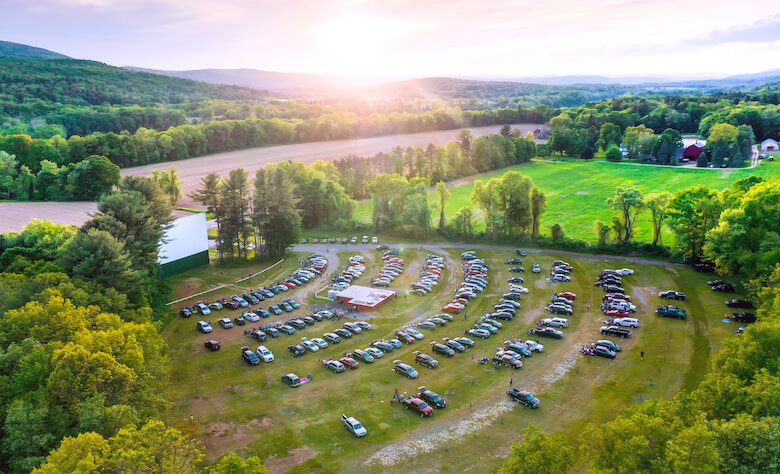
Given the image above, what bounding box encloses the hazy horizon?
[2,1,779,78]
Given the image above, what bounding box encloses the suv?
[413,351,439,368]
[342,414,367,437]
[506,389,540,408]
[204,340,221,351]
[417,386,446,408]
[197,320,212,333]
[430,342,455,358]
[393,360,419,379]
[281,373,302,387]
[400,397,433,417]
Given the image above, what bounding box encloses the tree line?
[0,178,269,472]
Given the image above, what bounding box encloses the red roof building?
[683,144,703,159]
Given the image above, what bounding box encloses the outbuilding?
[761,138,778,152]
[683,144,704,159]
[335,285,395,311]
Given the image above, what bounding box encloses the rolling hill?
[0,40,70,60]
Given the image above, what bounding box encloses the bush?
[605,144,622,162]
[580,145,595,160]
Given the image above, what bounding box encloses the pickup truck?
[656,305,686,319]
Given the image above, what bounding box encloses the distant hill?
[0,56,266,106]
[124,66,391,91]
[0,40,70,60]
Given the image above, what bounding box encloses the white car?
[541,317,568,328]
[344,322,362,334]
[332,282,350,291]
[611,317,639,328]
[342,414,367,437]
[310,337,329,349]
[365,347,384,358]
[552,274,571,282]
[510,285,530,294]
[403,327,425,340]
[256,345,274,362]
[524,340,544,352]
[371,237,378,244]
[616,268,635,275]
[356,321,373,330]
[243,312,260,322]
[301,339,320,352]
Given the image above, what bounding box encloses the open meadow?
[162,244,742,472]
[349,160,780,243]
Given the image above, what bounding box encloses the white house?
[761,138,778,152]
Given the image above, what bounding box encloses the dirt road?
[122,124,541,208]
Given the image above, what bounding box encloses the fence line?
[235,258,285,283]
[166,285,227,306]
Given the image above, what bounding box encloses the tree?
[252,167,301,257]
[730,125,755,167]
[550,223,565,242]
[33,432,111,474]
[64,155,120,200]
[499,123,512,138]
[58,229,139,297]
[530,186,546,239]
[623,125,656,161]
[2,401,57,473]
[664,423,720,474]
[190,173,224,260]
[456,130,473,158]
[498,424,574,474]
[666,185,723,262]
[704,180,780,275]
[580,145,594,160]
[0,151,18,198]
[108,420,204,473]
[452,207,474,238]
[644,191,671,246]
[435,181,450,230]
[607,187,645,244]
[604,144,622,162]
[219,168,251,259]
[367,173,408,230]
[707,123,739,167]
[401,179,432,232]
[598,123,622,150]
[653,128,683,165]
[211,452,270,473]
[594,220,610,245]
[151,165,183,206]
[714,414,780,473]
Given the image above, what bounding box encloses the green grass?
[161,246,739,472]
[348,160,779,243]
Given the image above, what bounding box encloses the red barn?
[683,144,703,159]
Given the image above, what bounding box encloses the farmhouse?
[761,138,778,152]
[683,144,704,160]
[335,285,395,311]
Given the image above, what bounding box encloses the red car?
[204,340,221,351]
[453,298,469,306]
[395,331,416,344]
[179,307,192,318]
[340,357,360,369]
[219,299,241,310]
[558,292,577,300]
[604,310,630,317]
[283,282,297,289]
[443,304,462,313]
[401,397,433,417]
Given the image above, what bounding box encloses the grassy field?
[161,245,741,472]
[348,160,780,243]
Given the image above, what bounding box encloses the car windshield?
[418,402,429,409]
[432,395,442,402]
[353,423,363,429]
[525,394,534,400]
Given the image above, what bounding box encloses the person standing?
[641,351,645,360]
[510,377,513,387]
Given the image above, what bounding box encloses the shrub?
[605,145,622,162]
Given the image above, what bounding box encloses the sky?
[2,0,780,78]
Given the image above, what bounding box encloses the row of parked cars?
[373,250,404,287]
[303,236,378,244]
[410,254,445,296]
[443,251,489,313]
[331,255,365,291]
[287,320,373,357]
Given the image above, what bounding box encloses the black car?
[454,337,475,348]
[265,327,280,338]
[250,291,265,301]
[241,346,260,365]
[334,328,353,339]
[491,312,514,321]
[693,263,716,272]
[506,389,540,408]
[303,316,316,325]
[418,387,446,408]
[242,292,260,305]
[506,343,532,357]
[726,299,754,309]
[179,307,192,318]
[281,373,302,387]
[442,338,466,353]
[592,345,616,359]
[505,258,523,264]
[278,325,296,335]
[530,327,563,339]
[509,267,525,273]
[288,344,306,357]
[413,351,439,368]
[247,329,267,342]
[233,316,246,326]
[730,312,757,323]
[603,285,625,294]
[712,283,735,293]
[503,293,523,301]
[430,342,455,357]
[659,290,686,300]
[288,319,306,329]
[323,332,341,344]
[707,280,728,287]
[204,340,221,351]
[600,326,632,338]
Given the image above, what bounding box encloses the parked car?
[310,337,329,349]
[615,268,634,275]
[179,307,192,318]
[334,328,353,339]
[204,340,221,351]
[600,326,632,338]
[506,389,540,408]
[430,342,455,357]
[454,336,475,348]
[466,328,491,339]
[552,274,571,282]
[269,305,283,315]
[301,339,320,352]
[324,359,345,373]
[659,290,686,300]
[540,317,568,328]
[595,339,621,352]
[524,340,544,352]
[395,330,416,344]
[707,280,729,287]
[288,344,306,357]
[197,320,212,333]
[656,305,686,319]
[281,373,302,387]
[417,386,446,408]
[712,283,736,293]
[208,302,223,311]
[256,345,274,362]
[413,351,439,368]
[725,299,753,309]
[372,340,394,353]
[607,317,639,328]
[693,263,716,272]
[529,327,563,339]
[365,347,384,359]
[400,397,433,417]
[442,337,466,352]
[323,332,341,344]
[350,349,374,363]
[393,360,419,379]
[730,312,757,323]
[592,345,617,359]
[231,295,249,308]
[492,353,523,369]
[342,414,367,437]
[241,346,260,365]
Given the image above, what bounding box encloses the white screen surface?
[157,213,209,263]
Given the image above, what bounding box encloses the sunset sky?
[3,0,779,78]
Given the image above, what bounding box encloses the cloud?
[697,14,780,44]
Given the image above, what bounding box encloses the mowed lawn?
[351,160,779,243]
[161,246,740,473]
